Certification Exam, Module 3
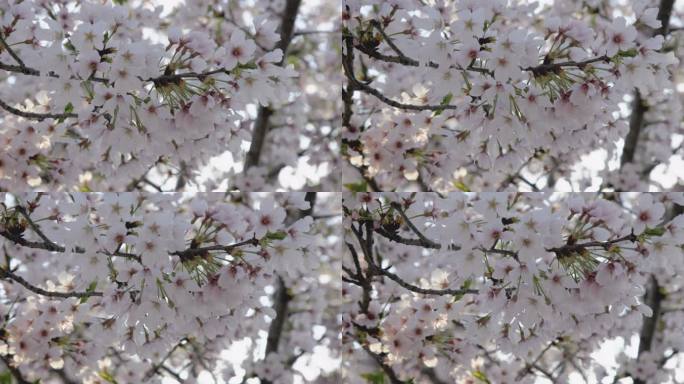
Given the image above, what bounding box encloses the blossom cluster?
[342,192,684,383]
[0,0,339,191]
[0,192,337,383]
[342,0,682,192]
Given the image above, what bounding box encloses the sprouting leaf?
[98,370,118,384]
[644,227,666,237]
[0,372,12,384]
[265,231,287,241]
[344,181,368,193]
[618,48,638,58]
[433,92,453,116]
[472,370,491,383]
[360,371,385,384]
[80,280,98,304]
[453,180,471,192]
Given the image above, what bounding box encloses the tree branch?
[168,238,260,261]
[244,0,301,169]
[343,33,458,112]
[0,205,142,262]
[619,0,675,170]
[265,275,292,355]
[389,202,440,248]
[353,20,609,79]
[143,337,188,382]
[370,261,478,296]
[351,220,476,296]
[0,204,269,265]
[0,34,26,67]
[261,192,314,384]
[362,344,408,384]
[620,90,647,166]
[0,354,32,384]
[633,275,663,384]
[0,98,77,121]
[0,265,103,299]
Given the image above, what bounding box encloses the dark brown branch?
[634,275,664,384]
[174,162,188,192]
[351,220,476,296]
[620,0,675,170]
[628,205,681,384]
[244,107,273,169]
[0,354,32,384]
[345,241,372,312]
[14,206,61,250]
[372,212,638,258]
[516,340,557,381]
[143,338,188,382]
[0,227,141,262]
[656,0,676,36]
[362,345,408,384]
[0,266,103,299]
[0,59,108,83]
[160,365,184,383]
[0,34,26,67]
[0,98,77,121]
[265,193,315,353]
[422,368,448,384]
[260,193,315,384]
[2,205,264,264]
[374,226,439,248]
[545,233,638,258]
[620,90,647,166]
[343,34,458,112]
[390,203,440,248]
[244,0,301,169]
[371,262,478,296]
[354,20,607,79]
[341,64,381,191]
[265,275,292,355]
[523,55,610,77]
[0,206,142,262]
[356,20,491,76]
[52,368,80,384]
[168,238,260,261]
[0,60,40,76]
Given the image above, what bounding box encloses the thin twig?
[0,98,77,121]
[0,34,26,67]
[0,266,103,299]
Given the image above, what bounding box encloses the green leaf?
[360,371,385,384]
[472,370,491,383]
[57,102,74,123]
[63,40,76,53]
[453,180,470,192]
[644,227,666,237]
[80,280,98,304]
[78,184,93,192]
[344,181,368,193]
[0,372,12,384]
[265,231,287,241]
[433,92,453,116]
[618,48,638,58]
[113,0,128,4]
[452,278,473,301]
[98,370,118,384]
